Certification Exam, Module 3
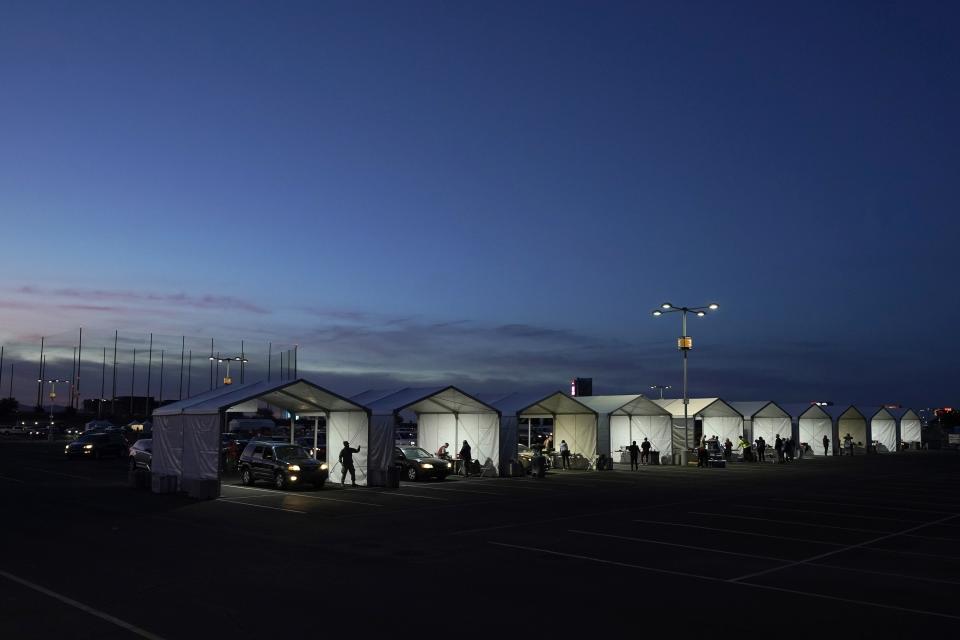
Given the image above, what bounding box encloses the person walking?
[640,437,651,465]
[756,436,766,463]
[628,440,640,470]
[459,439,472,477]
[697,442,709,468]
[559,439,571,469]
[338,441,361,486]
[843,433,854,456]
[723,438,733,461]
[822,435,830,456]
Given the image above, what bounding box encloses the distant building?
[571,377,593,397]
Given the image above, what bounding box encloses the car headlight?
[287,464,300,472]
[289,475,298,482]
[420,463,434,469]
[83,444,94,450]
[320,463,328,470]
[446,462,453,468]
[64,446,70,452]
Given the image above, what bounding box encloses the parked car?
[394,446,452,481]
[517,444,551,473]
[238,441,328,490]
[128,438,152,472]
[0,425,29,437]
[65,431,128,459]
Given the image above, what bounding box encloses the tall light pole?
[210,355,248,387]
[650,384,672,400]
[39,378,69,426]
[652,302,719,452]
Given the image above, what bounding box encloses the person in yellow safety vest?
[737,436,753,462]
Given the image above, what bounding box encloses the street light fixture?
[651,302,720,453]
[209,356,248,386]
[650,384,672,400]
[38,378,70,428]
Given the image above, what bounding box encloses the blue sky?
[1,1,958,407]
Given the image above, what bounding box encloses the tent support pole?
[290,412,296,445]
[313,416,319,459]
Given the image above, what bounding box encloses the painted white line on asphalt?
[729,513,960,583]
[691,511,959,542]
[740,504,927,524]
[488,542,960,621]
[569,529,789,562]
[0,475,25,483]
[216,499,306,514]
[632,518,847,546]
[25,467,95,481]
[222,484,383,507]
[771,497,955,515]
[395,484,502,496]
[0,569,167,640]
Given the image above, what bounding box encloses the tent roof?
[865,407,896,421]
[888,407,919,420]
[824,404,867,421]
[730,401,790,419]
[654,398,742,418]
[152,378,367,416]
[353,386,499,415]
[779,403,830,420]
[492,391,596,417]
[576,394,672,417]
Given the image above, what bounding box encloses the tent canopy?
[888,407,919,420]
[731,401,789,420]
[355,386,499,416]
[576,394,671,418]
[515,391,597,418]
[780,403,830,420]
[154,378,367,416]
[654,398,742,419]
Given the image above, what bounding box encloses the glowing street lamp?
[651,302,720,451]
[650,384,672,400]
[38,378,69,428]
[209,356,248,386]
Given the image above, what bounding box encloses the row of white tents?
[150,379,923,498]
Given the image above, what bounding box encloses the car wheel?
[274,472,286,490]
[406,466,418,481]
[240,467,254,486]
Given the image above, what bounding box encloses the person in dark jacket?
[628,440,640,470]
[774,435,784,463]
[822,435,830,456]
[640,437,652,465]
[338,441,361,486]
[756,436,766,463]
[459,440,472,478]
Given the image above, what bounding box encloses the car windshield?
[77,433,106,443]
[274,445,310,460]
[401,447,431,459]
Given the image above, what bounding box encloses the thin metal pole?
[130,348,136,416]
[146,333,153,416]
[0,346,4,400]
[267,342,272,382]
[209,339,214,391]
[280,351,284,382]
[111,330,118,414]
[99,347,106,419]
[157,350,164,411]
[215,352,220,388]
[294,344,297,378]
[682,310,689,452]
[70,346,77,409]
[178,336,185,400]
[36,336,44,409]
[8,362,13,399]
[240,340,245,384]
[76,328,82,409]
[187,350,193,398]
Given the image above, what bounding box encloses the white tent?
[355,387,503,476]
[732,401,792,447]
[505,392,598,460]
[826,405,868,454]
[152,379,374,496]
[866,407,897,453]
[654,398,744,450]
[576,395,673,460]
[891,407,921,448]
[785,404,834,455]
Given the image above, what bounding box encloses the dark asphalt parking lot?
[1,441,958,638]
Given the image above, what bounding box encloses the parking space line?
[0,475,25,483]
[222,484,384,506]
[632,518,847,546]
[24,467,96,482]
[569,529,790,562]
[771,497,956,515]
[216,499,306,514]
[395,484,503,496]
[728,513,960,583]
[488,542,960,621]
[691,511,959,542]
[741,505,927,524]
[806,561,960,587]
[0,568,166,640]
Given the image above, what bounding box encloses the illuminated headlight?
[64,446,70,452]
[289,475,298,482]
[320,463,328,470]
[287,464,300,472]
[420,463,434,469]
[446,462,453,468]
[83,444,94,450]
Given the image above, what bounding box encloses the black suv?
[394,446,452,481]
[238,441,329,490]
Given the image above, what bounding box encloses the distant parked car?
[394,446,452,481]
[0,425,29,437]
[238,442,328,490]
[128,438,152,472]
[65,432,127,459]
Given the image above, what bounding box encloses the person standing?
[640,437,651,465]
[559,439,571,469]
[338,440,361,486]
[774,434,784,463]
[723,438,733,461]
[459,439,472,477]
[697,442,709,468]
[843,433,854,456]
[822,435,830,456]
[738,436,753,462]
[756,436,766,463]
[628,440,640,470]
[543,434,553,452]
[784,437,794,462]
[436,442,450,459]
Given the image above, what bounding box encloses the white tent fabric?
[514,392,597,459]
[868,408,897,453]
[655,398,743,450]
[827,405,868,452]
[732,402,791,447]
[891,408,921,446]
[356,386,502,476]
[576,395,673,459]
[785,404,834,455]
[328,410,371,485]
[152,379,372,495]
